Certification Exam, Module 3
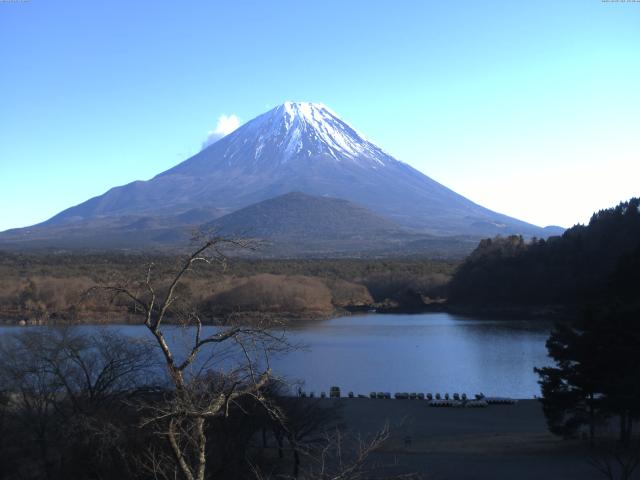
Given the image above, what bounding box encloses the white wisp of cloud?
[201,114,240,150]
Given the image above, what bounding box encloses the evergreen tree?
[535,321,605,444]
[536,245,640,446]
[449,197,640,309]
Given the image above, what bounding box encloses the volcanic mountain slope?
[0,192,480,257]
[204,192,485,257]
[208,192,403,240]
[33,102,561,239]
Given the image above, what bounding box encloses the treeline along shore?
[448,197,640,318]
[0,253,455,325]
[0,199,639,480]
[1,197,638,325]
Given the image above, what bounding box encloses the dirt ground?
[323,398,628,480]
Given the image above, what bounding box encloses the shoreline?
[0,308,342,327]
[445,303,579,321]
[320,398,611,479]
[0,303,574,327]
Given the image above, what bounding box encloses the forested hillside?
[0,254,454,324]
[448,198,640,310]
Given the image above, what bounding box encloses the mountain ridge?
[3,101,564,253]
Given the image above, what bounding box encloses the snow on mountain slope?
[165,101,395,176]
[274,101,389,164]
[35,101,558,238]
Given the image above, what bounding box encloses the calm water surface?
[281,313,552,398]
[0,313,553,398]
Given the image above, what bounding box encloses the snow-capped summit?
[36,102,558,239]
[196,101,392,170]
[268,101,387,164]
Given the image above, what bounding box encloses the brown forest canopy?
[0,255,455,323]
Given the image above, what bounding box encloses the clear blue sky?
[1,0,639,231]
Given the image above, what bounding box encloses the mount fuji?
[0,102,562,253]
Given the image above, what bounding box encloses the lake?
[281,313,553,398]
[0,313,553,398]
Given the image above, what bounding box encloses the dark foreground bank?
[325,398,632,479]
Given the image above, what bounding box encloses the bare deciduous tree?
[304,424,391,480]
[588,441,640,480]
[0,327,155,479]
[100,237,289,480]
[252,421,418,480]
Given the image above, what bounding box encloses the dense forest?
[448,198,640,312]
[0,254,454,324]
[0,239,411,480]
[531,202,640,457]
[444,198,640,456]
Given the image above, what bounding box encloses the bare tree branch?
[90,235,285,480]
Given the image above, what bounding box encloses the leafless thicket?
[588,441,640,480]
[280,423,395,480]
[97,236,294,480]
[0,237,402,480]
[0,327,156,479]
[99,236,405,480]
